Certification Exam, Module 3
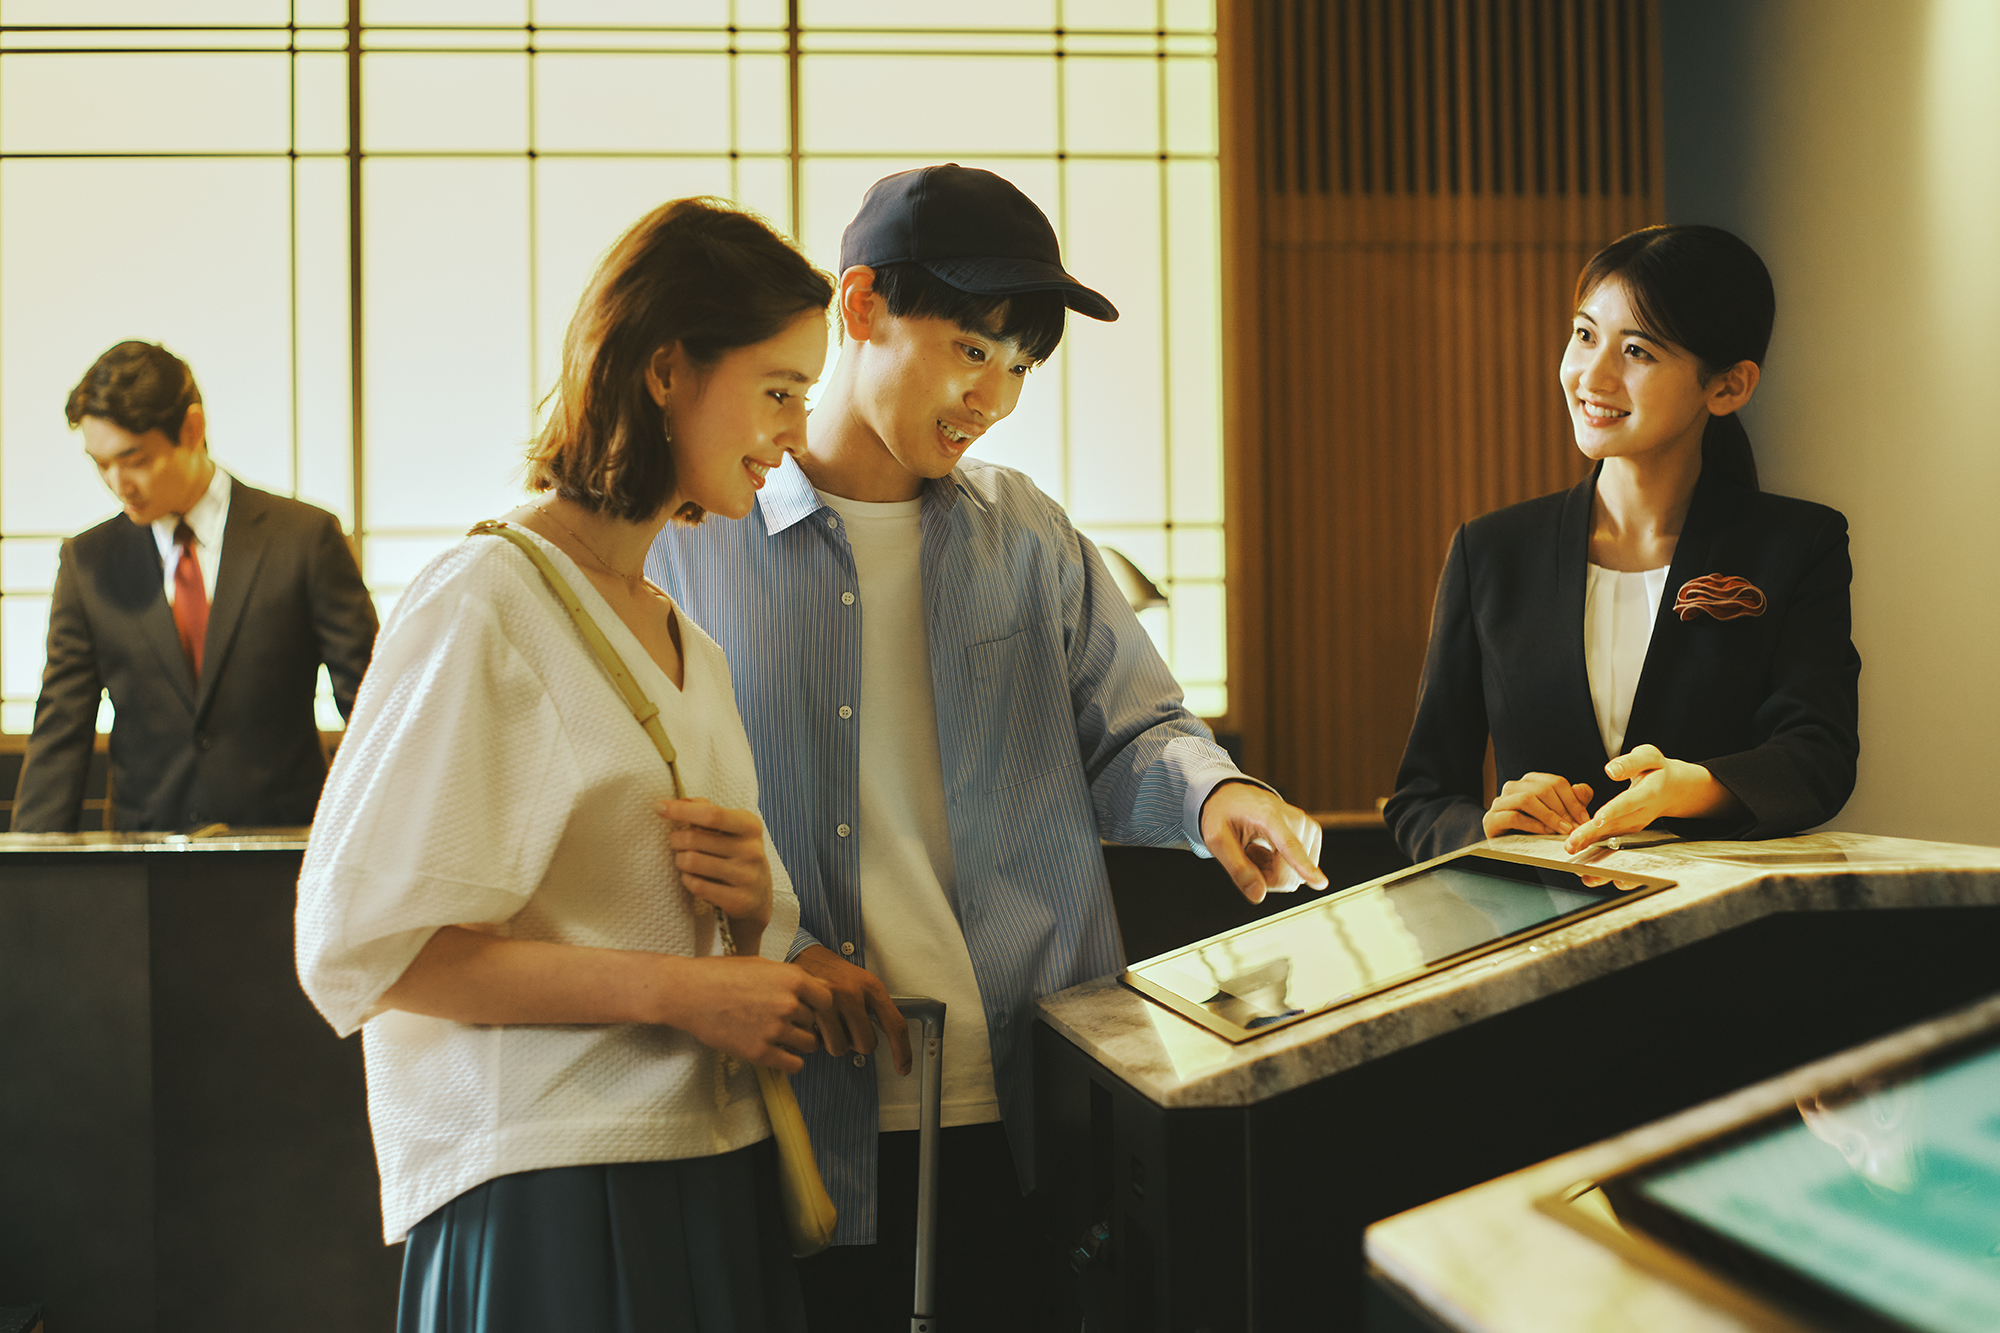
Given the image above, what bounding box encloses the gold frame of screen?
[1529,1181,1820,1333]
[1121,848,1680,1044]
[1530,1027,1996,1333]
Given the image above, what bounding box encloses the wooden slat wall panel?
[1221,0,1664,813]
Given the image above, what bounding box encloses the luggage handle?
[892,997,946,1333]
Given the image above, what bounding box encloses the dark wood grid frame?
[0,2,1234,745]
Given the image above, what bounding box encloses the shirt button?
[838,705,853,719]
[852,1054,867,1068]
[841,591,855,606]
[826,513,840,528]
[840,941,855,956]
[836,823,850,838]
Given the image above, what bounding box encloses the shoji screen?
[0,1,1226,733]
[1221,0,1664,812]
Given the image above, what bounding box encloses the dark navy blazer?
[1386,463,1862,864]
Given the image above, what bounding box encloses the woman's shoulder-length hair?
[528,197,833,523]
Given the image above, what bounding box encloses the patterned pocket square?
[1673,573,1767,621]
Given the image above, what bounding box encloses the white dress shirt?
[1583,561,1670,758]
[150,464,231,605]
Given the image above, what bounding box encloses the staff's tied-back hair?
[1576,223,1775,491]
[529,198,833,523]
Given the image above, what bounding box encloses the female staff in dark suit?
[1386,224,1860,864]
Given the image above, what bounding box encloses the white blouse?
[1583,562,1670,759]
[295,524,800,1243]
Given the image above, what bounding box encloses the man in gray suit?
[14,341,378,832]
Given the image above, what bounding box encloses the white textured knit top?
[296,523,801,1243]
[1583,562,1670,758]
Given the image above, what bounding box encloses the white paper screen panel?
[0,1,290,21]
[362,158,533,530]
[0,53,291,154]
[532,54,734,153]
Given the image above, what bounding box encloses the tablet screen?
[1603,1041,2000,1333]
[1123,851,1673,1042]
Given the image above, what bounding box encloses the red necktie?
[172,520,208,676]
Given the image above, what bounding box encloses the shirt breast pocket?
[966,623,1079,792]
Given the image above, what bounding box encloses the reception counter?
[0,833,396,1333]
[1365,988,2000,1332]
[1033,831,2000,1332]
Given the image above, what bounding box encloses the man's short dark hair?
[66,341,202,441]
[872,263,1067,363]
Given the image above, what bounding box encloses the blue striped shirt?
[647,454,1252,1244]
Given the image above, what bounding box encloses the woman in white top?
[296,198,837,1332]
[1387,225,1861,863]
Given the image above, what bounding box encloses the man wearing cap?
[648,167,1324,1328]
[14,340,377,832]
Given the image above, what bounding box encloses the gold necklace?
[533,503,645,586]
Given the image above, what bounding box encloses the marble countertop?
[1362,989,2000,1332]
[1035,831,2000,1109]
[0,829,311,854]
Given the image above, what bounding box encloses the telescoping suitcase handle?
[892,997,946,1333]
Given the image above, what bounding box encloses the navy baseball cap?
[839,164,1119,322]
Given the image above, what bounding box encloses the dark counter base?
[1036,904,2000,1333]
[0,852,398,1333]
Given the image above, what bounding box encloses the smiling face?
[654,306,828,521]
[848,302,1037,481]
[79,405,211,526]
[1559,278,1732,468]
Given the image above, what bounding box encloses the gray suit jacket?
[14,481,378,831]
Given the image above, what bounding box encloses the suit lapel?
[1549,467,1606,758]
[194,484,270,721]
[120,519,199,710]
[1623,469,1740,744]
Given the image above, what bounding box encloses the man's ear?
[178,401,207,452]
[838,266,883,343]
[644,344,682,408]
[1708,358,1760,417]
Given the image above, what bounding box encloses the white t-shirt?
[295,524,800,1242]
[818,490,1001,1132]
[1583,562,1670,758]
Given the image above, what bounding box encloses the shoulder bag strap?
[469,519,686,801]
[471,520,741,955]
[469,520,734,953]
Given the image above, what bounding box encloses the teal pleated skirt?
[397,1139,806,1333]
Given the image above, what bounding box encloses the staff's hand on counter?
[1561,744,1745,855]
[1483,772,1595,840]
[1199,782,1329,904]
[792,943,914,1076]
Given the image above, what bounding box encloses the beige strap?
[470,519,741,958]
[470,520,687,801]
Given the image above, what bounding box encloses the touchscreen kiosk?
[1123,848,1677,1042]
[1575,1036,2000,1333]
